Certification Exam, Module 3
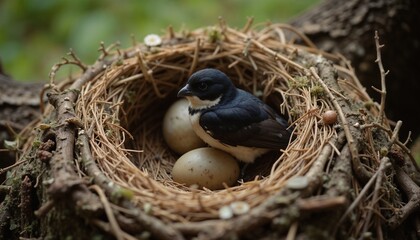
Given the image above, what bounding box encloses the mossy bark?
[291,0,420,141]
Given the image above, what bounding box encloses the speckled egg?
[172,147,240,190]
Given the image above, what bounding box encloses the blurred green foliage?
[0,0,319,81]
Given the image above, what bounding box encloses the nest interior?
[72,23,374,223]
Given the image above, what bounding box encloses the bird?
[177,68,292,163]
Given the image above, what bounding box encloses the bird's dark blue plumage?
[177,68,291,162]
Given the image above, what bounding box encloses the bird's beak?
[177,84,192,97]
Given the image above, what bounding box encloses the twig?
[360,157,391,238]
[388,121,402,149]
[39,83,50,113]
[306,131,346,182]
[218,16,230,42]
[34,200,55,217]
[297,196,347,212]
[98,41,110,60]
[360,122,392,133]
[241,17,254,33]
[251,38,304,71]
[0,120,25,131]
[49,49,88,84]
[51,42,127,91]
[0,159,27,175]
[167,25,175,39]
[46,90,102,215]
[34,168,46,188]
[188,38,201,76]
[388,163,420,229]
[98,41,121,61]
[402,131,411,146]
[135,48,164,98]
[361,119,419,172]
[383,121,419,174]
[335,157,390,231]
[372,31,389,125]
[67,48,87,71]
[90,185,125,240]
[286,222,298,240]
[265,23,318,49]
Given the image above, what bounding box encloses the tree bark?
[0,66,43,195]
[291,0,420,141]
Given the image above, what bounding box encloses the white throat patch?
[186,95,222,111]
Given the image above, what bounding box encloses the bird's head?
[177,68,236,110]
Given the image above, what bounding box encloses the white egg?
[162,99,205,154]
[172,147,240,190]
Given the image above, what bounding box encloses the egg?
[162,99,206,154]
[172,147,240,190]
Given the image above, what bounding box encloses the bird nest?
[25,21,414,239]
[69,23,356,222]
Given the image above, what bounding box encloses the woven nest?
[42,22,380,227]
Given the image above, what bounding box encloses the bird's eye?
[198,82,208,91]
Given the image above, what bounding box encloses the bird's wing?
[199,97,291,149]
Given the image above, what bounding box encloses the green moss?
[290,76,310,89]
[289,108,301,120]
[310,85,325,98]
[207,27,222,43]
[379,147,388,157]
[111,186,134,201]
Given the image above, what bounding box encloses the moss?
[289,108,301,120]
[110,186,135,202]
[207,27,222,43]
[310,84,326,98]
[289,76,310,89]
